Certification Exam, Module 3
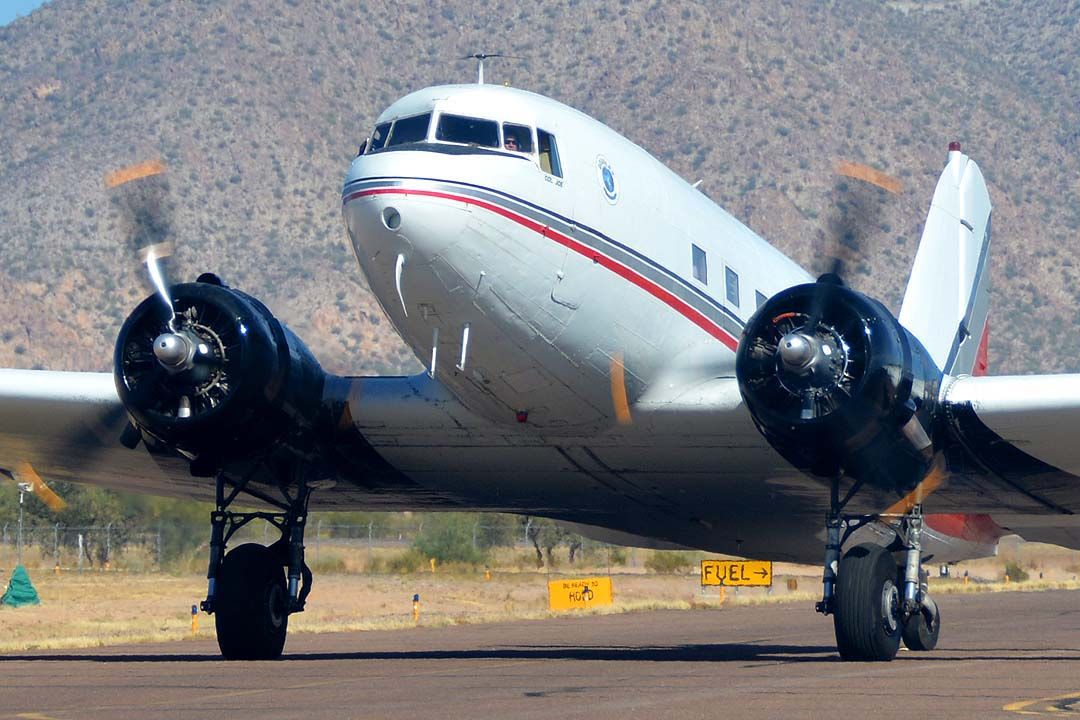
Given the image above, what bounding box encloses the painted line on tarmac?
[1003,690,1080,716]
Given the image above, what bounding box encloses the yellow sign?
[547,576,614,611]
[700,560,773,587]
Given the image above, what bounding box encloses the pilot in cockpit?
[504,132,521,152]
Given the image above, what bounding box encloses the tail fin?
[898,143,992,376]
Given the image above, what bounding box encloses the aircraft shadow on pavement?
[0,643,834,664]
[3,643,1077,664]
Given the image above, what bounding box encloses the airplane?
[2,73,1079,663]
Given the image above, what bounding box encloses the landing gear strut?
[200,468,314,660]
[899,506,941,652]
[815,477,940,661]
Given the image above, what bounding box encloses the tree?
[522,517,578,568]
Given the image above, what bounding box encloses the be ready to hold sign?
[547,576,614,611]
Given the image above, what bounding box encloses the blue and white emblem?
[596,156,618,204]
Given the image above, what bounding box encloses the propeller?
[3,462,66,512]
[753,161,904,422]
[814,160,903,283]
[796,159,904,357]
[105,159,176,328]
[106,159,223,422]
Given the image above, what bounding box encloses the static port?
[382,207,401,230]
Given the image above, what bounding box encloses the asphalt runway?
[1,589,1078,719]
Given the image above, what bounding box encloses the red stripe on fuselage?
[346,186,741,351]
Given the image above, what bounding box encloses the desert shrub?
[1004,561,1030,582]
[644,551,694,574]
[308,554,346,574]
[382,549,426,574]
[413,514,487,565]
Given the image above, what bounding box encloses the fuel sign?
[700,560,773,587]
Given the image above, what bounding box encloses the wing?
[944,373,1080,547]
[0,369,209,500]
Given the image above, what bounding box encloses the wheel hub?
[267,582,287,629]
[881,580,900,634]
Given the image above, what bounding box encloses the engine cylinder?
[735,282,942,492]
[114,281,326,469]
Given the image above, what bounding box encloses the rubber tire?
[902,601,941,651]
[214,543,289,660]
[833,543,903,661]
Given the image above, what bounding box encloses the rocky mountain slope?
[1,0,1077,376]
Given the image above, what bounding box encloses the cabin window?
[725,266,740,307]
[692,244,708,284]
[502,123,534,153]
[435,114,499,148]
[537,129,562,177]
[755,290,768,309]
[386,113,431,146]
[369,122,391,152]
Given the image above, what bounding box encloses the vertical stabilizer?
[898,144,992,376]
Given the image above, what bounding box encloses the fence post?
[472,521,478,550]
[367,520,373,563]
[54,523,60,570]
[77,533,84,573]
[106,522,112,569]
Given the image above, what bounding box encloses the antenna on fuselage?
[461,53,519,84]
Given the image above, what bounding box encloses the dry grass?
[2,539,1079,653]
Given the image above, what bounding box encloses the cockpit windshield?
[386,113,431,146]
[436,114,500,148]
[361,108,556,173]
[369,122,391,152]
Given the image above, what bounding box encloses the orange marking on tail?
[104,159,167,188]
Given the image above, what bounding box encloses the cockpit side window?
[386,113,432,147]
[502,123,534,154]
[537,129,562,178]
[368,122,391,152]
[435,114,499,148]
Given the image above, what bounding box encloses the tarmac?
[1,589,1078,719]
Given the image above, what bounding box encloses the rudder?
[898,143,992,377]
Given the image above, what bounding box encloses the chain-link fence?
[0,517,623,573]
[0,522,162,571]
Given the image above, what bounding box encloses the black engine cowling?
[114,279,326,472]
[735,281,942,493]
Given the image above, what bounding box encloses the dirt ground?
[1,538,1078,653]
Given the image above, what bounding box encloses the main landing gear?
[200,469,314,660]
[815,478,941,661]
